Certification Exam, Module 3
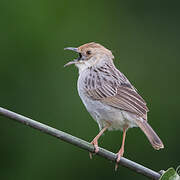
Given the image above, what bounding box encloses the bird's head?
[64,42,114,72]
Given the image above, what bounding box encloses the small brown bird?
[64,42,164,170]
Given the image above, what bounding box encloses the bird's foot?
[89,139,99,159]
[115,148,124,171]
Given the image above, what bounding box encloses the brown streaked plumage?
[64,42,164,170]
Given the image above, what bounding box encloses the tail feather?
[136,120,164,150]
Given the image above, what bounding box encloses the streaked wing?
[85,64,149,118]
[101,86,148,118]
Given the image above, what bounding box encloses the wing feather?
[84,64,149,118]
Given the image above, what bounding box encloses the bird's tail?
[136,120,164,150]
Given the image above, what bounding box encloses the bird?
[64,42,164,170]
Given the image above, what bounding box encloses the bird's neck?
[76,54,113,74]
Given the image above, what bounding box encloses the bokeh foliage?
[0,0,180,179]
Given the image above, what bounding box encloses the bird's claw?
[115,148,124,171]
[89,140,99,159]
[115,154,121,171]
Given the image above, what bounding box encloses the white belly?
[77,76,138,131]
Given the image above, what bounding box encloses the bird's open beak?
[64,47,78,52]
[64,47,79,67]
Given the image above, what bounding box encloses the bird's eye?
[86,50,91,55]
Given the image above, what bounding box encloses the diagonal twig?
[0,107,161,180]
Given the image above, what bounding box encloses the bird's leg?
[115,126,128,171]
[89,123,111,159]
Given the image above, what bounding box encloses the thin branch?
[0,107,161,179]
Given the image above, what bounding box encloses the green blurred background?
[0,0,180,179]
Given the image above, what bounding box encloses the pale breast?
[77,68,138,131]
